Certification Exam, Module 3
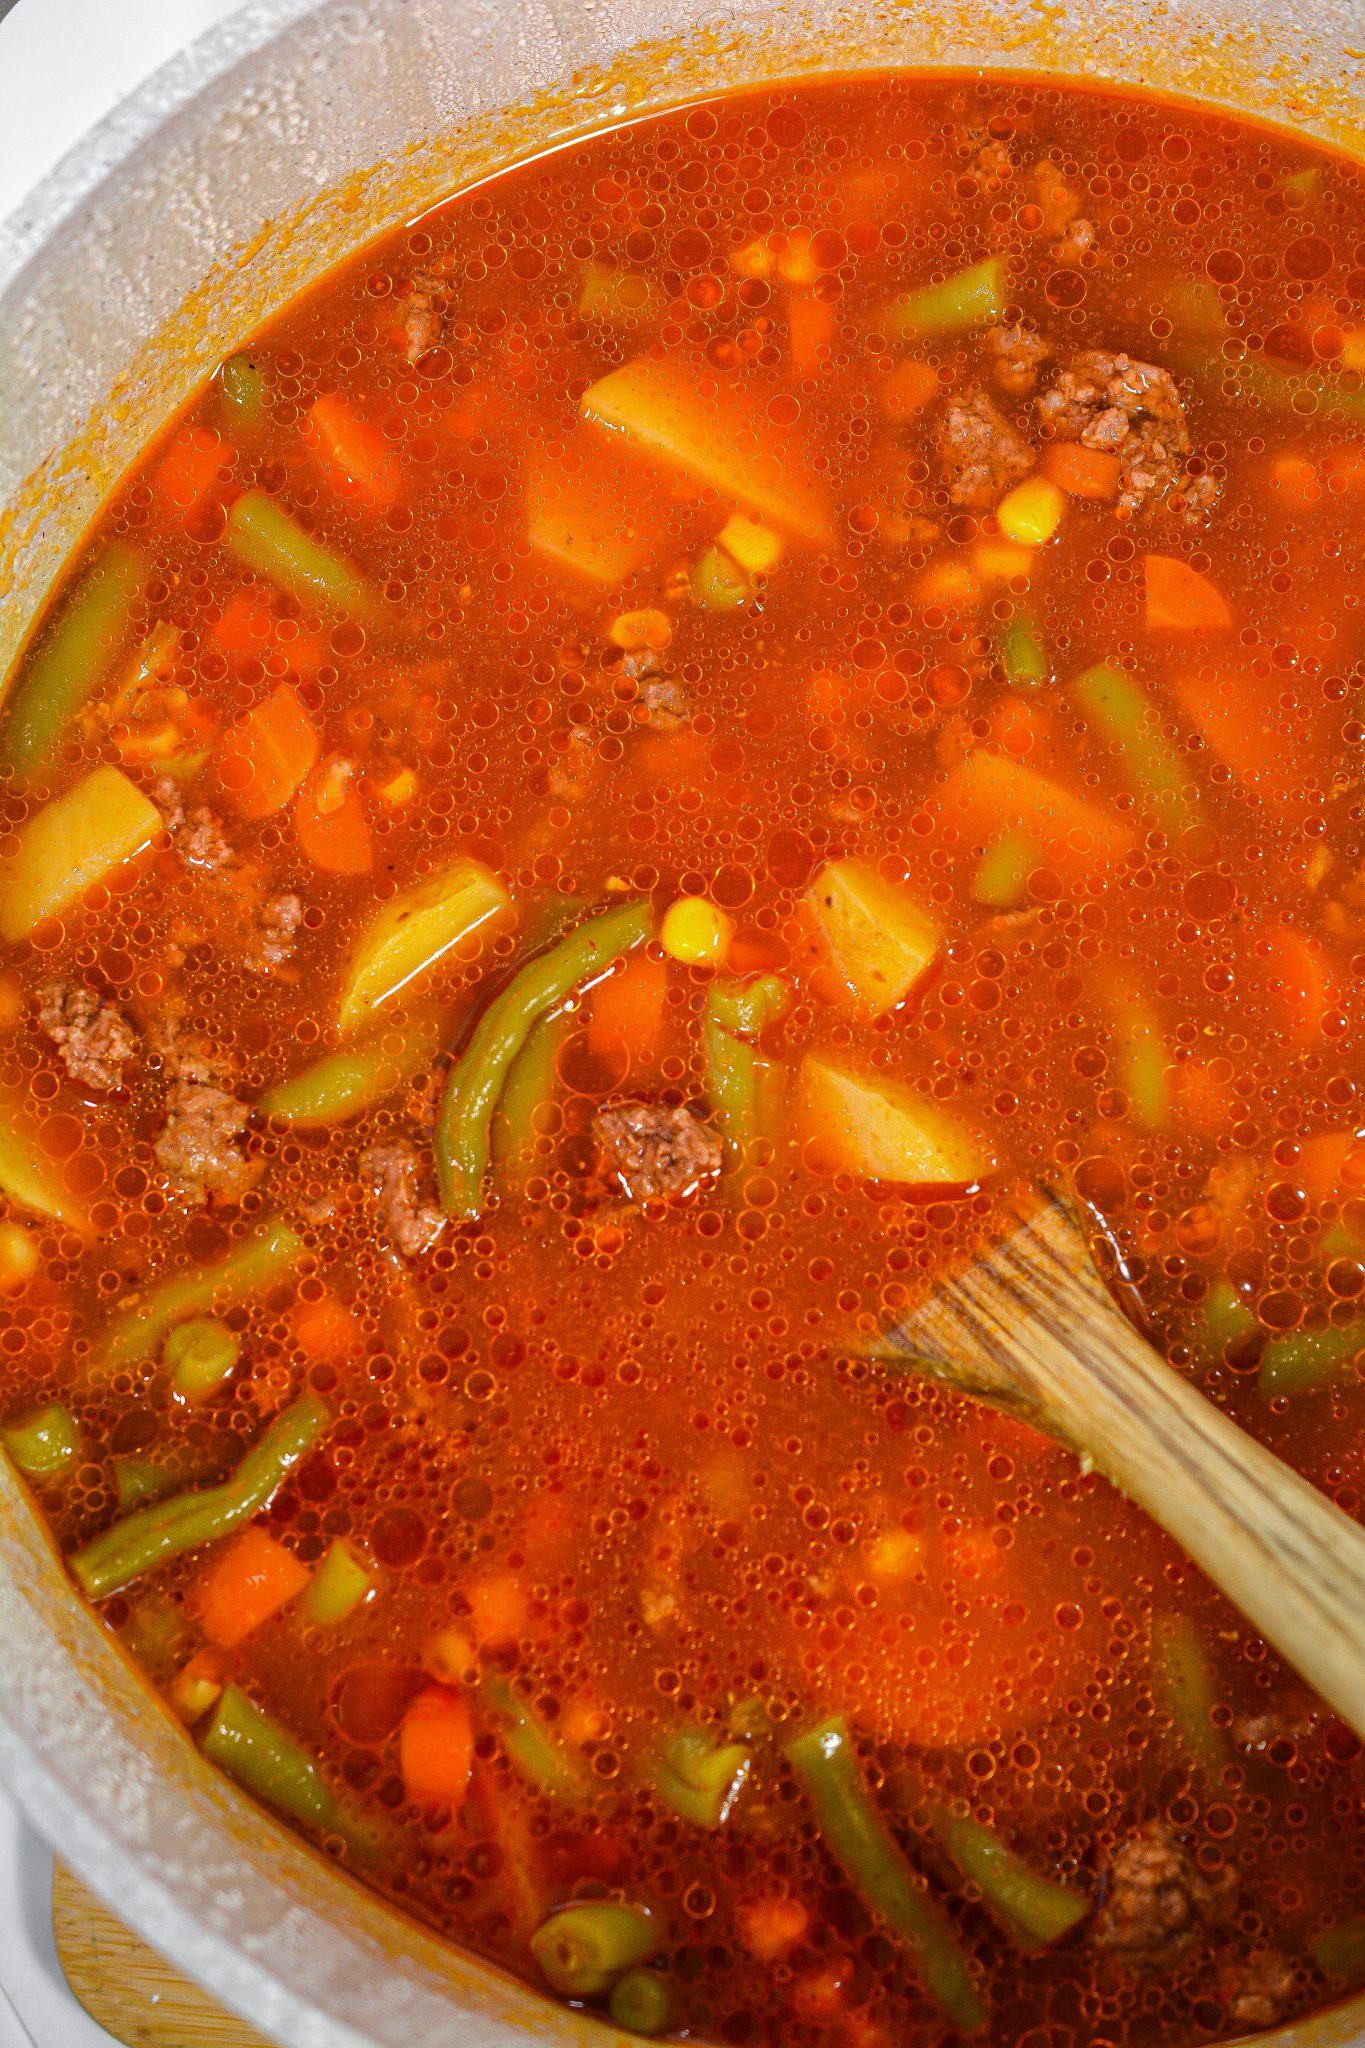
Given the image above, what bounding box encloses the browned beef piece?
[1233,1691,1323,1757]
[935,389,1034,508]
[153,775,237,874]
[154,1080,255,1206]
[402,268,446,365]
[245,891,304,976]
[1036,350,1217,521]
[593,1100,722,1202]
[1221,1950,1297,2032]
[983,322,1050,396]
[1092,1822,1235,1963]
[1053,215,1097,262]
[37,982,137,1092]
[360,1139,445,1258]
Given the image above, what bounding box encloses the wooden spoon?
[877,1187,1365,1739]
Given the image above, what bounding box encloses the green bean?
[784,1718,985,2033]
[609,1969,676,2037]
[692,544,751,611]
[259,1014,441,1127]
[114,1459,174,1513]
[491,1007,569,1187]
[530,1901,658,1999]
[226,491,367,615]
[301,1536,373,1625]
[1107,993,1169,1131]
[70,1392,327,1599]
[201,1683,343,1834]
[166,1318,240,1404]
[436,898,654,1220]
[703,974,791,1170]
[707,975,791,1039]
[1073,661,1199,836]
[577,261,661,328]
[101,1217,304,1371]
[649,1727,752,1827]
[1259,1315,1364,1399]
[1,543,144,784]
[1199,1279,1259,1361]
[933,1812,1090,1952]
[999,613,1050,690]
[485,1676,590,1800]
[219,353,266,425]
[2,1402,78,1479]
[888,257,1004,338]
[972,831,1040,911]
[1311,1916,1365,1986]
[1152,1613,1226,1774]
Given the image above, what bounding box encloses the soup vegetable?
[4,69,1365,2046]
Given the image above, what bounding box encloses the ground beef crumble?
[983,322,1050,397]
[401,267,447,365]
[153,775,237,874]
[154,1081,256,1206]
[935,388,1034,507]
[245,891,305,976]
[37,982,137,1093]
[1036,350,1218,521]
[360,1139,445,1258]
[593,1100,722,1202]
[1220,1949,1297,2032]
[1092,1822,1235,1964]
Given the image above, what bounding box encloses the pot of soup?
[2,2,1364,2044]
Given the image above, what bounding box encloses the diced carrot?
[1144,553,1232,633]
[217,681,320,818]
[304,394,402,510]
[588,952,669,1060]
[210,594,327,675]
[1039,442,1123,500]
[878,357,939,422]
[1298,1131,1365,1201]
[194,1525,310,1647]
[940,748,1135,880]
[739,1895,810,1962]
[293,1292,364,1360]
[787,293,836,379]
[916,557,982,610]
[465,1571,527,1646]
[793,1961,853,2021]
[1256,923,1334,1039]
[991,694,1051,760]
[294,754,373,874]
[1171,667,1313,799]
[154,428,233,514]
[398,1685,474,1808]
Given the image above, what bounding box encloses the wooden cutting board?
[52,1861,276,2048]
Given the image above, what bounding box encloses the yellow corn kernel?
[972,539,1034,583]
[170,1655,224,1725]
[997,476,1065,546]
[718,514,784,576]
[426,1624,476,1683]
[661,895,735,966]
[0,1224,38,1292]
[609,607,673,653]
[914,558,982,610]
[375,766,418,806]
[867,1529,925,1583]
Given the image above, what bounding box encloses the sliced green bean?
[933,1811,1090,1952]
[70,1392,327,1599]
[649,1726,752,1827]
[972,831,1040,911]
[2,1402,78,1479]
[115,1459,174,1513]
[101,1218,304,1372]
[226,490,367,615]
[436,898,654,1220]
[1107,992,1169,1131]
[219,353,266,425]
[888,257,1004,338]
[1199,1279,1259,1360]
[301,1536,373,1625]
[531,1901,657,1999]
[259,1014,441,1128]
[577,261,661,328]
[784,1718,985,2032]
[999,612,1050,690]
[1073,661,1199,836]
[1153,1613,1226,1774]
[1259,1315,1364,1399]
[1,543,144,784]
[490,1007,569,1187]
[166,1318,240,1404]
[486,1676,590,1800]
[202,1683,342,1833]
[609,1969,676,2037]
[704,974,791,1170]
[1312,1916,1365,1986]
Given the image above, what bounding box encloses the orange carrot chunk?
[304,394,402,510]
[399,1686,474,1808]
[878,358,940,422]
[588,952,670,1060]
[194,1525,310,1647]
[1039,442,1122,500]
[788,293,836,379]
[217,681,320,819]
[154,428,234,514]
[1144,553,1232,633]
[1256,923,1334,1039]
[292,1292,364,1360]
[294,754,373,874]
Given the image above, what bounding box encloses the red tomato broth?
[1,69,1364,2047]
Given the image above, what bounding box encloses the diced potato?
[940,750,1135,880]
[582,357,834,545]
[805,859,941,1017]
[797,1054,992,1186]
[337,856,512,1033]
[0,764,161,942]
[0,1103,84,1227]
[525,430,674,587]
[718,514,784,575]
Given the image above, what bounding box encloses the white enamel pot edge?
[2,3,1364,2044]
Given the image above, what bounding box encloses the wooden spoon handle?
[897,1196,1365,1738]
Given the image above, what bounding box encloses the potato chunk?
[0,765,161,942]
[797,1054,991,1186]
[806,859,941,1016]
[337,857,511,1033]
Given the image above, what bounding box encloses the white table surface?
[0,6,247,2033]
